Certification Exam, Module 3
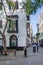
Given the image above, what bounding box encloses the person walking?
[36,43,39,52]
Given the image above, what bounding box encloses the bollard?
[0,46,3,55]
[14,50,16,56]
[24,47,27,57]
[1,50,3,55]
[4,51,7,56]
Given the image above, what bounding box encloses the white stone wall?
[4,9,27,47]
[18,9,27,47]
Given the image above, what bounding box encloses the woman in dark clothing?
[36,43,39,52]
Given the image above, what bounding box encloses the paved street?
[0,46,43,65]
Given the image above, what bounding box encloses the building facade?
[30,24,33,44]
[26,18,33,46]
[38,10,43,40]
[0,0,27,50]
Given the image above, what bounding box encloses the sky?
[30,7,43,35]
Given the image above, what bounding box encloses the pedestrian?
[36,43,39,52]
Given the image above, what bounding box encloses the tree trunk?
[0,31,7,55]
[1,0,15,53]
[3,35,6,50]
[0,31,6,49]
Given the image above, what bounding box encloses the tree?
[24,0,43,15]
[2,0,15,34]
[0,0,15,54]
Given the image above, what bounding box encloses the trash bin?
[33,46,36,52]
[32,44,36,53]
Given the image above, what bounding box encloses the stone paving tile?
[0,46,43,65]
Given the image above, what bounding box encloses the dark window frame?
[0,1,2,10]
[0,20,2,28]
[10,35,18,49]
[7,16,18,33]
[15,0,19,9]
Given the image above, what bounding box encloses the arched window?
[10,35,17,48]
